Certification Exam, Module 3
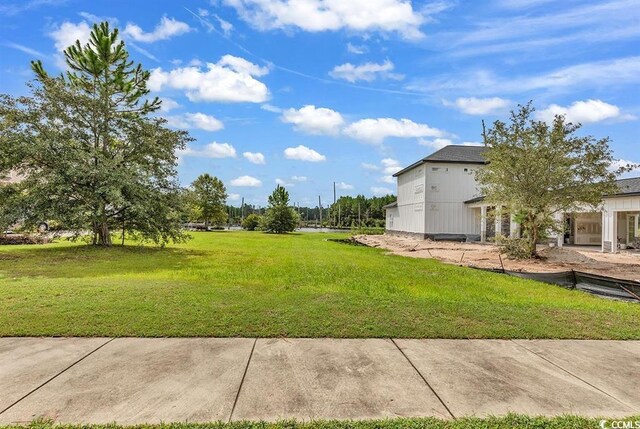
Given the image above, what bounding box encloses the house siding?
[385,161,484,237]
[424,163,482,235]
[386,165,426,234]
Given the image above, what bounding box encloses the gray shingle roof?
[423,145,488,163]
[464,177,640,204]
[393,145,487,177]
[610,177,640,196]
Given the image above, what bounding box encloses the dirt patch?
[354,234,640,282]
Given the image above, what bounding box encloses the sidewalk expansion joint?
[510,339,637,412]
[228,337,257,423]
[0,337,116,416]
[390,339,456,419]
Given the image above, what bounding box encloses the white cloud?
[179,142,237,158]
[329,60,403,83]
[185,112,224,131]
[291,175,307,182]
[49,21,92,52]
[449,1,639,54]
[215,14,234,36]
[124,16,191,43]
[446,97,510,115]
[231,175,262,187]
[283,145,326,162]
[335,181,354,190]
[417,57,640,95]
[380,158,402,183]
[361,162,380,171]
[261,103,282,113]
[159,97,181,112]
[536,99,631,124]
[217,54,269,76]
[275,178,294,186]
[281,105,345,135]
[243,151,266,164]
[166,112,224,131]
[418,137,454,149]
[148,55,270,103]
[223,0,428,40]
[128,42,159,61]
[227,193,241,201]
[610,159,640,178]
[4,42,46,58]
[344,118,445,144]
[347,42,367,54]
[371,186,394,196]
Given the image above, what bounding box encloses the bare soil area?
[354,234,640,282]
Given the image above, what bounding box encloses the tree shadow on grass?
[0,244,208,279]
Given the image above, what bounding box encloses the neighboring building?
[383,145,487,241]
[384,145,640,253]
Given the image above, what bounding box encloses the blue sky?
[1,0,639,207]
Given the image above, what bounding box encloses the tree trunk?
[95,222,111,246]
[528,223,539,258]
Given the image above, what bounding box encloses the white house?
[384,145,640,253]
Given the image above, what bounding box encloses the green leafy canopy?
[0,22,193,246]
[477,102,635,258]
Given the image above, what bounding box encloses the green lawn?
[0,231,639,338]
[4,415,639,429]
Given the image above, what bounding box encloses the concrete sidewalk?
[0,338,638,424]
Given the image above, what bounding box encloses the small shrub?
[496,235,532,259]
[242,214,262,231]
[351,226,385,235]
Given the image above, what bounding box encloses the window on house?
[431,167,449,173]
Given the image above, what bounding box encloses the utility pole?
[318,195,322,228]
[333,181,336,228]
[241,197,245,221]
[482,119,488,146]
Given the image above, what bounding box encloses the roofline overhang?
[604,192,640,198]
[392,160,487,177]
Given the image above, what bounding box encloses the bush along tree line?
[0,22,192,246]
[240,185,299,233]
[478,102,636,259]
[326,194,396,228]
[185,174,228,230]
[235,193,396,231]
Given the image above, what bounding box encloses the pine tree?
[0,22,192,245]
[263,185,299,233]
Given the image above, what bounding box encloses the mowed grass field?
[0,231,639,338]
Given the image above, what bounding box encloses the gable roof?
[393,145,487,177]
[609,177,640,197]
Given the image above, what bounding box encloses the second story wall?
[424,163,483,234]
[393,165,427,233]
